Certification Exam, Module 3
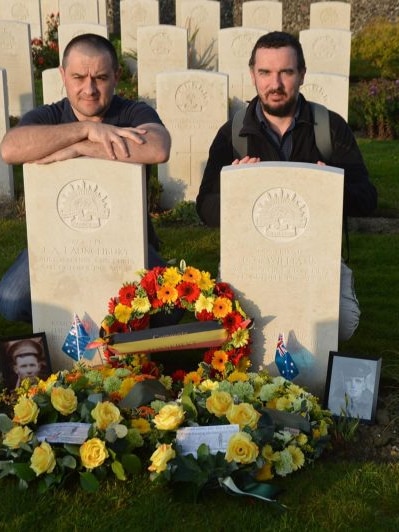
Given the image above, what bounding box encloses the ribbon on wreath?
[219,470,286,508]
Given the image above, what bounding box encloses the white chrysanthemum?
[275,430,294,445]
[259,383,279,402]
[231,381,254,402]
[274,448,294,477]
[103,376,122,393]
[114,368,132,378]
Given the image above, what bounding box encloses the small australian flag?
[62,314,91,361]
[275,333,299,381]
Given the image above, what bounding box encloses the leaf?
[180,395,197,421]
[0,414,14,433]
[111,460,126,481]
[12,462,36,482]
[106,423,128,443]
[58,455,77,469]
[63,444,81,456]
[0,460,14,479]
[121,453,141,475]
[79,471,100,492]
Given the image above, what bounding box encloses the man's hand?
[232,155,261,165]
[85,123,148,160]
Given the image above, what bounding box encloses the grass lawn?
[0,139,398,530]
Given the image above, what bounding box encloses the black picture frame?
[0,332,52,391]
[324,351,382,424]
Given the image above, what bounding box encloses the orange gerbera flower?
[156,284,178,304]
[182,266,202,284]
[212,296,233,319]
[211,350,229,372]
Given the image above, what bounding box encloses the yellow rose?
[3,425,32,449]
[51,387,78,416]
[80,438,109,469]
[148,444,176,474]
[153,403,184,431]
[226,403,261,430]
[91,401,122,430]
[30,441,56,476]
[198,379,219,392]
[225,432,259,464]
[205,391,233,418]
[13,396,39,425]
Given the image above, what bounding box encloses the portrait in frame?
[0,332,52,391]
[324,351,382,423]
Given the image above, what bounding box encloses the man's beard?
[259,90,298,117]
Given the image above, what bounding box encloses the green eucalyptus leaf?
[63,443,81,456]
[79,471,100,492]
[59,455,77,469]
[0,413,14,433]
[121,453,141,475]
[13,462,36,482]
[111,460,126,481]
[0,460,14,478]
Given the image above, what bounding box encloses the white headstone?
[0,69,14,198]
[310,1,351,30]
[157,69,228,208]
[120,0,160,74]
[58,23,108,62]
[242,1,282,31]
[42,67,66,104]
[300,28,352,77]
[59,0,99,25]
[218,27,265,116]
[98,0,108,26]
[301,72,349,120]
[137,25,188,107]
[180,0,220,70]
[220,162,344,396]
[24,159,148,371]
[0,21,35,118]
[0,0,42,40]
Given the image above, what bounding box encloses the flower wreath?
[99,261,253,381]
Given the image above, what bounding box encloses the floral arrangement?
[0,264,333,501]
[99,261,252,380]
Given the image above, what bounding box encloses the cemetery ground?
[0,139,399,531]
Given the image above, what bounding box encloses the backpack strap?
[310,101,332,163]
[232,105,248,159]
[232,101,333,162]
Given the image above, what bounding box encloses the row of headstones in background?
[0,0,107,40]
[22,154,344,396]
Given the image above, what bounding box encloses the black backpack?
[231,101,332,162]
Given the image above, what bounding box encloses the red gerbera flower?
[215,282,234,300]
[203,348,216,365]
[141,361,160,378]
[171,369,187,382]
[108,296,118,314]
[196,309,214,321]
[119,283,137,305]
[140,267,165,297]
[128,314,150,331]
[177,281,201,303]
[108,321,129,334]
[223,311,244,332]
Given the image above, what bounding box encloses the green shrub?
[351,18,399,80]
[350,78,399,139]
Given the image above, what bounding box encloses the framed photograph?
[324,351,382,423]
[0,332,52,391]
